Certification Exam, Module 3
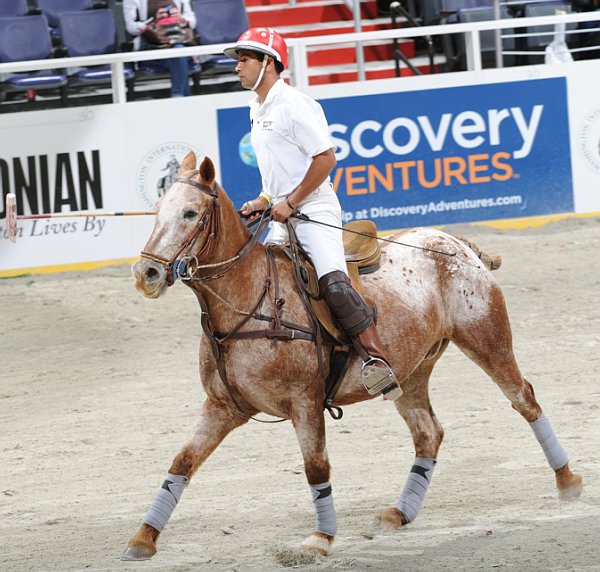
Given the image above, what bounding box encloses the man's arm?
[271,148,336,223]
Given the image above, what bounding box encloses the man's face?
[234,49,264,90]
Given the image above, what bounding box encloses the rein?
[140,179,322,424]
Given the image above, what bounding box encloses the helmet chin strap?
[251,28,275,92]
[250,55,269,91]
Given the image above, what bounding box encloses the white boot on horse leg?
[122,474,188,560]
[293,411,337,556]
[300,482,336,556]
[299,473,337,556]
[529,412,583,500]
[374,457,437,533]
[122,398,248,560]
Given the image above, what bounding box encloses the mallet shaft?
[5,192,156,244]
[17,211,156,220]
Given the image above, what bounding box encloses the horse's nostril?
[145,267,160,281]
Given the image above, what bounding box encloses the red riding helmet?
[224,27,288,69]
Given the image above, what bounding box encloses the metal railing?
[389,1,435,76]
[341,0,366,80]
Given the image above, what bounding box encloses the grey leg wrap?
[310,482,337,536]
[143,474,189,532]
[395,458,436,524]
[530,412,569,470]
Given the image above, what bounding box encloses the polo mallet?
[5,193,156,243]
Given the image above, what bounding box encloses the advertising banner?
[218,77,574,231]
[0,98,219,274]
[3,62,597,276]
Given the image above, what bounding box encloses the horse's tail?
[457,236,502,271]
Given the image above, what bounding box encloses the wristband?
[286,197,296,211]
[259,191,272,205]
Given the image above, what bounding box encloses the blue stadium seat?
[0,15,67,104]
[5,0,30,17]
[193,0,249,75]
[454,6,516,69]
[37,0,97,44]
[574,6,600,59]
[523,1,575,63]
[58,9,134,86]
[443,0,493,14]
[37,0,94,28]
[456,6,515,67]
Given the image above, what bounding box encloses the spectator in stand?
[123,0,196,97]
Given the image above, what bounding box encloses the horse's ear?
[178,151,197,174]
[198,156,216,185]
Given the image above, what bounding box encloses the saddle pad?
[342,220,381,272]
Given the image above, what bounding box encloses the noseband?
[140,177,220,286]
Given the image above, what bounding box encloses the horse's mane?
[213,178,253,243]
[181,163,252,244]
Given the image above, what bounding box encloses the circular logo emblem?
[579,106,600,174]
[136,142,204,209]
[238,132,257,168]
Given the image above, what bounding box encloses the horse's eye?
[183,210,197,220]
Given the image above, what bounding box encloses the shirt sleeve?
[123,0,146,37]
[287,97,335,159]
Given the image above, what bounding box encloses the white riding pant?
[265,183,347,279]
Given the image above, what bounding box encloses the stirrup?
[361,357,402,401]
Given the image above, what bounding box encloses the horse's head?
[133,152,225,298]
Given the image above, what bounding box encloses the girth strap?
[215,329,315,342]
[193,243,324,424]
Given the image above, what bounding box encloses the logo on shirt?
[261,121,274,131]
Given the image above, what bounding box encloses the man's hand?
[240,196,269,221]
[240,199,256,216]
[156,6,181,19]
[271,199,296,223]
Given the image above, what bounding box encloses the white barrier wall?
[1,59,599,276]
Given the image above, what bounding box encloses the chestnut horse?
[124,153,582,560]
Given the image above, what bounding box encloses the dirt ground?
[1,216,599,572]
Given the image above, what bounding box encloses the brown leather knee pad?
[318,270,373,336]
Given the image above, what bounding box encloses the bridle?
[137,175,323,423]
[137,180,344,422]
[140,176,221,286]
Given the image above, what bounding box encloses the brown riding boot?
[356,323,402,401]
[318,270,402,401]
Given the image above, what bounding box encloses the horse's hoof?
[558,473,583,500]
[373,507,408,534]
[556,465,583,501]
[121,544,156,561]
[300,532,333,556]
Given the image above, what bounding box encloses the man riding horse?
[229,27,402,402]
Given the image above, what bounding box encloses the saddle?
[279,219,382,419]
[199,214,383,422]
[307,220,381,344]
[282,219,382,346]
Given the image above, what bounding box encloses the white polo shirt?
[248,79,335,203]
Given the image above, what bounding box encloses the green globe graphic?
[238,132,257,168]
